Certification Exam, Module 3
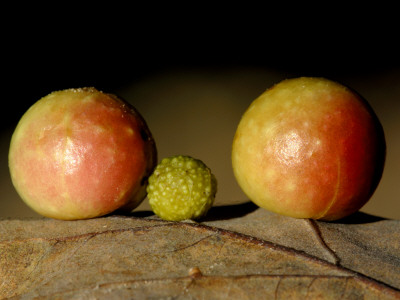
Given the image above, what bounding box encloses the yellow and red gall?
[9,87,157,220]
[232,77,386,221]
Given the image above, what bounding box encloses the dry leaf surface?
[0,204,399,299]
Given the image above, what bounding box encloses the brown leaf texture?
[1,203,399,299]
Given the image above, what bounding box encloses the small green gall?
[147,155,217,221]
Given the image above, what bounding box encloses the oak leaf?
[0,203,399,299]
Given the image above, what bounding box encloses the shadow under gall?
[326,211,388,225]
[117,202,388,225]
[118,201,259,222]
[201,201,259,222]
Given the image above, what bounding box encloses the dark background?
[1,6,399,219]
[3,5,398,131]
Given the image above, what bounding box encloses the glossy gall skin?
[232,77,386,221]
[9,88,157,220]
